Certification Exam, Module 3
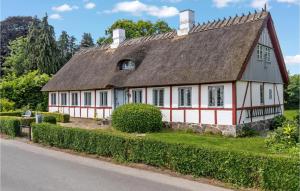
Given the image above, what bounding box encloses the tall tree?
[97,20,173,46]
[57,31,78,67]
[80,33,94,48]
[68,36,78,56]
[285,74,300,109]
[27,14,60,74]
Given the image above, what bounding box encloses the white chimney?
[111,29,126,49]
[177,10,195,36]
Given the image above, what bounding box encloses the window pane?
[187,89,191,106]
[208,87,215,106]
[153,90,158,106]
[260,85,264,104]
[217,87,224,106]
[159,89,164,106]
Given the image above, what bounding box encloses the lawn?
[284,109,299,120]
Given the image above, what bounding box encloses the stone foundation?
[164,119,273,137]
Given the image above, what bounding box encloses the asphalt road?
[1,139,231,191]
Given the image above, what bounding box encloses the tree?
[27,14,60,74]
[285,74,300,109]
[80,33,94,48]
[97,20,173,46]
[3,37,31,76]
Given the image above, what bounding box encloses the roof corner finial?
[255,10,257,14]
[264,3,268,11]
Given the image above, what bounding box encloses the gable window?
[99,91,108,106]
[208,86,224,107]
[50,93,56,105]
[269,89,272,100]
[257,44,263,60]
[132,89,142,103]
[119,60,135,70]
[84,92,92,106]
[61,93,67,106]
[178,87,192,107]
[265,47,271,62]
[153,89,164,107]
[260,84,264,105]
[71,93,78,106]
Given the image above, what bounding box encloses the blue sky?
[1,0,299,74]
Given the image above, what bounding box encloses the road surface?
[1,139,231,191]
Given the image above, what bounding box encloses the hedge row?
[0,111,22,117]
[39,112,70,123]
[0,116,35,137]
[32,123,299,190]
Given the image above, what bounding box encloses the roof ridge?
[76,10,269,55]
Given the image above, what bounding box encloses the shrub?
[0,117,21,137]
[237,124,259,137]
[270,115,286,130]
[43,115,57,124]
[112,104,162,133]
[0,111,22,116]
[32,123,300,190]
[0,98,15,112]
[39,112,70,123]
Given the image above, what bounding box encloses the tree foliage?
[80,33,94,48]
[284,74,299,109]
[97,20,173,46]
[57,31,78,66]
[1,70,50,110]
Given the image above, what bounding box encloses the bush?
[0,117,21,137]
[39,112,70,123]
[32,123,299,190]
[0,111,22,116]
[237,124,259,137]
[43,115,56,124]
[270,115,286,130]
[0,98,15,112]
[112,104,162,133]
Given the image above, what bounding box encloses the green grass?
[284,109,299,120]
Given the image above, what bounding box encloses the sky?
[1,0,299,74]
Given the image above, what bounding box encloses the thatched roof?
[42,11,285,91]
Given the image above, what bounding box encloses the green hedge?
[0,117,21,137]
[112,104,162,133]
[40,112,70,123]
[43,115,56,124]
[0,111,22,117]
[32,123,299,190]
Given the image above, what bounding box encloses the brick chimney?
[177,10,195,36]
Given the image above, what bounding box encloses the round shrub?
[112,103,162,133]
[43,115,57,124]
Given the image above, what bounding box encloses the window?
[153,89,164,107]
[61,93,67,106]
[269,89,272,100]
[260,84,264,105]
[265,47,271,62]
[71,93,78,106]
[50,93,56,105]
[257,44,263,60]
[99,91,108,106]
[208,86,224,107]
[132,89,142,103]
[84,92,91,106]
[119,60,135,70]
[178,87,192,107]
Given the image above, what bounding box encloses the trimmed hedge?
[0,111,22,117]
[43,116,56,124]
[112,104,162,133]
[40,112,70,123]
[32,123,299,190]
[0,117,21,137]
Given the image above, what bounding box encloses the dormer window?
[119,60,135,70]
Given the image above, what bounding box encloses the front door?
[114,89,128,108]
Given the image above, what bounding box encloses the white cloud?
[85,2,96,9]
[213,0,241,8]
[277,0,300,5]
[49,13,62,20]
[251,0,269,9]
[285,55,300,65]
[106,0,179,18]
[52,4,79,12]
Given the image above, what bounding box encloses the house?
[42,9,288,136]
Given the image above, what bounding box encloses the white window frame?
[178,87,192,107]
[71,93,78,106]
[99,91,108,106]
[257,44,263,60]
[61,93,67,106]
[132,89,143,103]
[265,47,271,63]
[50,93,56,106]
[120,60,135,70]
[153,88,164,107]
[208,86,224,107]
[84,92,92,106]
